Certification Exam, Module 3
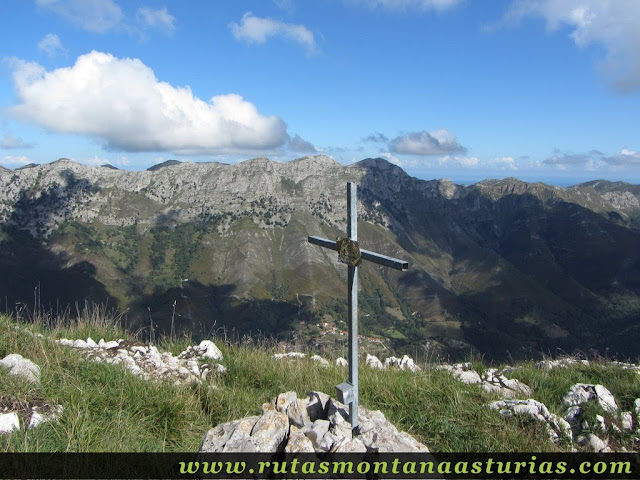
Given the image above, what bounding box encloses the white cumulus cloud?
[389,129,466,155]
[7,51,288,154]
[230,12,317,53]
[36,0,124,33]
[500,0,640,92]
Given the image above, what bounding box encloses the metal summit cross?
[308,182,408,435]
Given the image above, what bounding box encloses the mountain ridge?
[1,156,639,361]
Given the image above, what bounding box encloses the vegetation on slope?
[2,310,639,453]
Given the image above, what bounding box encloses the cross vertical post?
[347,182,359,434]
[308,182,409,437]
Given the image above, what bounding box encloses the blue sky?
[1,0,639,185]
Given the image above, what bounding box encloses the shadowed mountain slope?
[1,157,639,361]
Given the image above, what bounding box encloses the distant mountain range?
[1,156,639,361]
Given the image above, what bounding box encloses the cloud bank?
[502,0,640,92]
[1,134,33,149]
[544,149,640,167]
[389,129,466,155]
[7,51,288,154]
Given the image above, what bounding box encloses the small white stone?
[72,339,89,349]
[274,352,305,360]
[86,337,98,348]
[457,370,482,384]
[0,413,20,433]
[0,354,41,384]
[197,340,223,361]
[29,405,63,428]
[311,355,329,367]
[336,357,348,367]
[365,354,384,370]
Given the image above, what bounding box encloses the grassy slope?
[1,312,639,452]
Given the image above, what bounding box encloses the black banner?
[1,453,639,479]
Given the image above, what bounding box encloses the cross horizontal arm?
[308,236,409,271]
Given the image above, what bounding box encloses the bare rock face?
[200,391,429,453]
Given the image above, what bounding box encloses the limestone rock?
[28,404,64,428]
[0,354,41,384]
[481,369,532,398]
[577,433,610,453]
[250,410,289,452]
[563,383,618,414]
[275,391,297,414]
[56,337,225,385]
[177,340,222,361]
[311,354,329,367]
[439,363,531,398]
[274,352,305,360]
[489,399,572,444]
[336,357,348,367]
[536,358,590,370]
[365,354,384,370]
[287,397,311,428]
[285,425,315,453]
[303,419,331,446]
[621,411,634,431]
[0,412,20,433]
[200,391,429,453]
[306,391,331,421]
[384,355,421,372]
[200,416,260,452]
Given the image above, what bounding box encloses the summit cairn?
[200,391,429,453]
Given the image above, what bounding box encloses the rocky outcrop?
[56,337,225,385]
[364,354,421,372]
[1,354,63,435]
[536,358,591,370]
[200,391,429,453]
[273,352,330,367]
[490,399,572,445]
[491,381,640,453]
[439,363,532,398]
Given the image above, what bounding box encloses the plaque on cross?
[308,182,408,435]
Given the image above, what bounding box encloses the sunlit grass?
[1,312,639,452]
